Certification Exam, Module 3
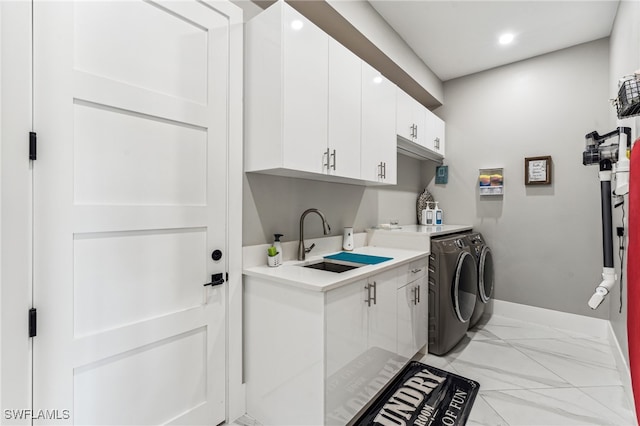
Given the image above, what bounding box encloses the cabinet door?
[367,269,398,356]
[396,88,426,147]
[361,62,397,184]
[415,276,429,353]
[328,39,361,179]
[325,278,368,379]
[425,109,446,157]
[397,282,417,360]
[396,88,415,142]
[282,5,329,174]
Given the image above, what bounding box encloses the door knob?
[211,250,223,261]
[204,273,225,287]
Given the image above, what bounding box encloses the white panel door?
[33,1,233,424]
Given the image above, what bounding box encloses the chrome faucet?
[298,208,331,261]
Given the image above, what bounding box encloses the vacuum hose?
[588,168,617,309]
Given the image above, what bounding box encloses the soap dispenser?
[434,202,443,225]
[425,202,435,225]
[343,227,354,251]
[273,233,283,264]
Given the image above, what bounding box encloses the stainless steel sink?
[301,259,364,273]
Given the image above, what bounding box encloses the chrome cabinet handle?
[382,162,386,179]
[331,149,336,170]
[372,281,377,305]
[417,285,420,303]
[378,162,383,179]
[411,268,422,274]
[323,148,330,170]
[435,137,440,150]
[415,124,418,139]
[364,284,372,307]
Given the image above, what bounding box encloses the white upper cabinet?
[426,110,446,157]
[245,2,397,185]
[396,88,426,147]
[282,4,329,174]
[245,2,328,176]
[328,39,361,180]
[396,87,446,162]
[361,62,397,184]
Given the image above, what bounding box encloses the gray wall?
[243,154,424,246]
[609,0,640,363]
[428,38,611,319]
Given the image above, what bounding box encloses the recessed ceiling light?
[291,20,304,31]
[499,33,515,45]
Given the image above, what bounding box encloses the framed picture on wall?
[525,156,552,185]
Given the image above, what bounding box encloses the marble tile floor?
[231,314,637,426]
[417,314,638,426]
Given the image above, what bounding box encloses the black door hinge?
[29,132,37,160]
[28,308,37,337]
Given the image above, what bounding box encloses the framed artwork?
[435,165,448,184]
[525,156,552,185]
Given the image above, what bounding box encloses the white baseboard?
[607,322,637,421]
[488,299,609,339]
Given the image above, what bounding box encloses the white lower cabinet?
[325,278,368,380]
[397,261,429,359]
[245,258,428,426]
[326,270,401,425]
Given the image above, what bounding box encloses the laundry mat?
[352,361,479,426]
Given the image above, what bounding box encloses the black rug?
[352,361,480,426]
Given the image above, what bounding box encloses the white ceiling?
[368,0,620,81]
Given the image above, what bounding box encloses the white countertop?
[368,224,472,236]
[242,245,428,292]
[366,224,472,251]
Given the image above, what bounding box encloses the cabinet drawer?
[407,260,427,282]
[397,259,428,288]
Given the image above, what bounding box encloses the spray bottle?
[273,233,283,264]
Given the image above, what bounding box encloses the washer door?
[479,246,494,303]
[453,251,478,322]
